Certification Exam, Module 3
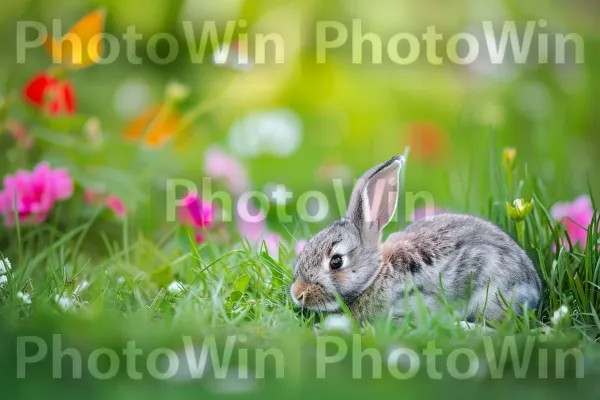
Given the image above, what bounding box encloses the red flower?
[23,73,76,115]
[405,121,447,161]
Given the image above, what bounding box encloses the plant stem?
[516,220,526,248]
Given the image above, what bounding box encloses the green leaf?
[227,290,242,303]
[234,275,250,293]
[150,264,173,286]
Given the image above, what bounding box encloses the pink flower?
[237,202,267,242]
[83,190,96,205]
[106,195,126,218]
[411,206,447,222]
[177,194,216,243]
[204,146,250,195]
[551,195,596,249]
[236,202,280,260]
[0,162,73,226]
[84,190,127,218]
[295,239,307,257]
[263,232,281,260]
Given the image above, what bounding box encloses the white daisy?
[551,305,569,325]
[0,257,11,274]
[17,291,32,305]
[322,314,353,334]
[54,294,74,311]
[167,281,187,294]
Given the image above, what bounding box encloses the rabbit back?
[382,213,541,321]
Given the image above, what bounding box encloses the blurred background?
[0,0,599,234]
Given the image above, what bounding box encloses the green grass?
[1,146,600,399]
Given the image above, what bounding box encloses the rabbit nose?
[291,281,308,305]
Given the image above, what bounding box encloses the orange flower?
[405,121,447,161]
[123,105,182,147]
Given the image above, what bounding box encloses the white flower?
[113,79,151,118]
[551,305,569,325]
[322,314,353,334]
[0,256,10,288]
[513,199,527,213]
[457,320,494,333]
[74,280,89,295]
[167,281,187,294]
[541,326,552,335]
[0,257,11,274]
[228,109,302,158]
[17,291,32,305]
[54,294,74,311]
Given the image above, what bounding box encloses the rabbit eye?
[329,254,343,270]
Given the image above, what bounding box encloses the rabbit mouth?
[291,281,340,312]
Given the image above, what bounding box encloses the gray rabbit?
[291,155,541,324]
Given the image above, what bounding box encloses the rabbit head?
[291,155,403,311]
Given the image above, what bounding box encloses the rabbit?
[291,155,542,324]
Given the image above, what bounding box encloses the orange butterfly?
[43,9,106,69]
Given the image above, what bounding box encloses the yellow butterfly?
[43,9,106,69]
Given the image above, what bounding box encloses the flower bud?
[503,147,517,171]
[506,198,534,221]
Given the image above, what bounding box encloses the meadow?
[1,1,600,398]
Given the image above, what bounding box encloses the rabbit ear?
[346,155,403,244]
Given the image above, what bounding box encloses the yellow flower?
[503,147,517,170]
[506,198,534,221]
